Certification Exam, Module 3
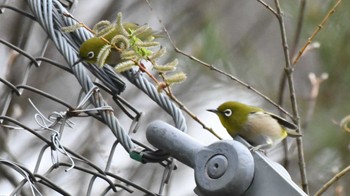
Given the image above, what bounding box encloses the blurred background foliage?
[0,0,349,195]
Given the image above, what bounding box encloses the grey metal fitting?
[193,140,254,196]
[146,121,307,196]
[146,121,254,196]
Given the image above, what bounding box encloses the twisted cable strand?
[123,70,187,132]
[55,1,187,133]
[27,0,134,152]
[26,0,187,160]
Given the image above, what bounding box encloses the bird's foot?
[249,146,264,152]
[248,145,268,154]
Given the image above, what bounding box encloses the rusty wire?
[0,0,187,195]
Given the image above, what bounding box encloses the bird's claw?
[248,146,266,153]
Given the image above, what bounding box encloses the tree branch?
[315,165,350,196]
[274,0,309,193]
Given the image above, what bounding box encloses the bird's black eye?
[223,109,232,117]
[87,51,95,59]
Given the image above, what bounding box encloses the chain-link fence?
[0,0,191,195]
[2,0,350,195]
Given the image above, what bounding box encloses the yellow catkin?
[96,45,111,67]
[153,59,178,72]
[164,72,187,84]
[115,60,135,72]
[149,47,166,60]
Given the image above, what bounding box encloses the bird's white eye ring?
[223,109,232,117]
[87,51,95,59]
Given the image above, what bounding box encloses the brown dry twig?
[154,10,294,120]
[280,0,306,170]
[292,0,342,67]
[273,0,309,193]
[65,11,222,140]
[158,72,223,139]
[314,165,350,196]
[256,0,278,17]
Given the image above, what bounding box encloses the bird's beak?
[207,109,219,113]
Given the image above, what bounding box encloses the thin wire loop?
[26,0,187,163]
[0,0,187,194]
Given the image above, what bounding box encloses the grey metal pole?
[146,121,254,196]
[146,121,308,196]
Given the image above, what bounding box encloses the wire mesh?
[0,0,186,195]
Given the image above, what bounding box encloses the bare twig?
[279,0,339,174]
[256,0,278,17]
[136,61,161,84]
[279,1,306,157]
[66,11,222,140]
[284,73,327,170]
[143,0,261,139]
[273,0,309,193]
[278,0,306,127]
[292,0,342,67]
[278,0,309,121]
[65,12,222,139]
[314,165,350,196]
[284,72,327,170]
[158,73,222,140]
[157,16,294,120]
[167,92,223,140]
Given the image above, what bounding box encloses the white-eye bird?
[208,101,301,151]
[79,22,160,66]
